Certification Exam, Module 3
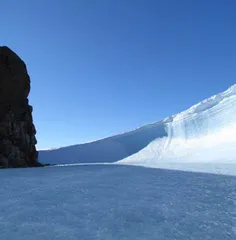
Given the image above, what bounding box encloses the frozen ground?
[1,165,236,240]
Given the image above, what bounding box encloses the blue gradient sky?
[1,0,236,149]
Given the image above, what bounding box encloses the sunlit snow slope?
[118,85,236,175]
[39,85,236,174]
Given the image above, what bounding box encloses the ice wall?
[39,85,236,175]
[119,85,236,168]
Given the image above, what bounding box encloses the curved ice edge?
[52,161,236,176]
[55,162,117,167]
[117,162,236,176]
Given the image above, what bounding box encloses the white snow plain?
[0,165,236,240]
[39,85,236,176]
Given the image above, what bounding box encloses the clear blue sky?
[1,0,236,149]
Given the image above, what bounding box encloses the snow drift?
[39,121,167,165]
[119,84,236,166]
[39,85,236,174]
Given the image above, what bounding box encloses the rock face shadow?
[0,46,39,168]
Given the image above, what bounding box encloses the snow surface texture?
[1,165,236,240]
[39,85,236,175]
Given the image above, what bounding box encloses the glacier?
[39,84,236,175]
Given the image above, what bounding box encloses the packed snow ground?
[1,165,236,240]
[39,85,236,176]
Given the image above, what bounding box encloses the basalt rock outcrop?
[0,46,40,168]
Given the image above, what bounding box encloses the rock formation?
[0,46,40,168]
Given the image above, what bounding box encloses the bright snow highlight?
[119,85,236,165]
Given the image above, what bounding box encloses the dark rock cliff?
[0,46,40,168]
